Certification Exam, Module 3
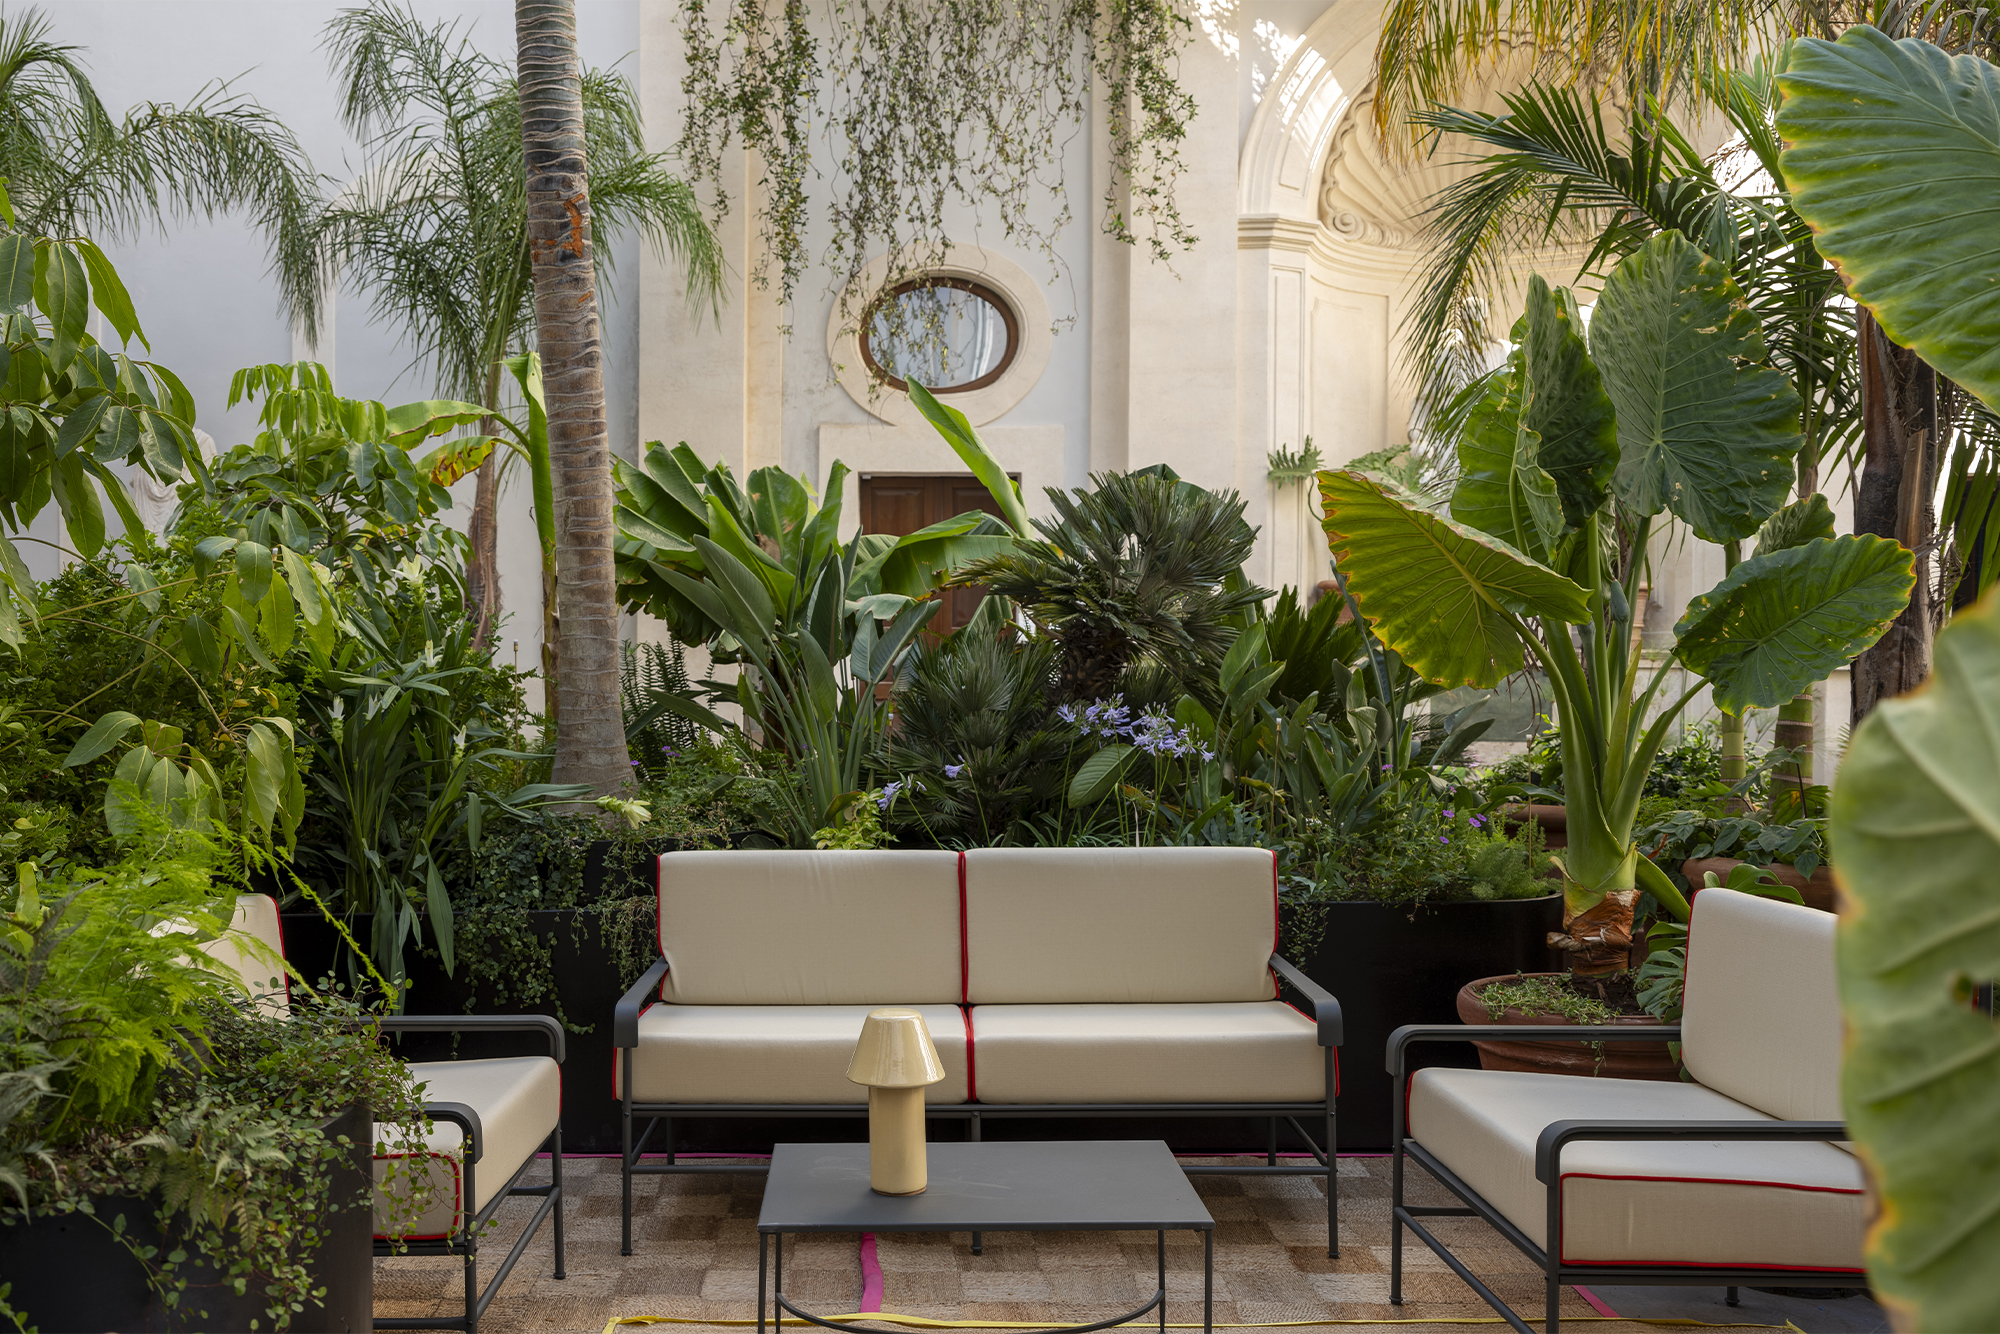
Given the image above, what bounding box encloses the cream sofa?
[613,847,1342,1256]
[1387,888,1859,1334]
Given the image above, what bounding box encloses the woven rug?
[372,1155,1805,1333]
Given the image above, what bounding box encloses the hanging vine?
[677,0,1196,361]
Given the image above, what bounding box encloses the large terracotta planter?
[1682,856,1836,913]
[1501,803,1569,851]
[1456,973,1681,1081]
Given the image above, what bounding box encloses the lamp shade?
[847,1008,946,1088]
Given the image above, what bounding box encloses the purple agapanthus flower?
[944,760,966,779]
[878,780,908,810]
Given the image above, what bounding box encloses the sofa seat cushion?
[374,1056,561,1239]
[617,1004,970,1105]
[969,1003,1323,1104]
[1409,1068,1864,1270]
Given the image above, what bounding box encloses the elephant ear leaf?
[1830,588,2000,1333]
[1319,468,1590,690]
[1591,230,1802,543]
[1450,358,1561,564]
[1754,492,1837,557]
[1673,533,1915,713]
[1778,28,2000,411]
[1521,277,1618,527]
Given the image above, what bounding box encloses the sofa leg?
[1389,1144,1404,1305]
[969,1112,983,1257]
[1545,1270,1562,1334]
[1726,1287,1740,1307]
[1267,1118,1277,1167]
[621,1054,635,1258]
[464,1220,480,1334]
[551,1125,567,1281]
[1325,1059,1339,1258]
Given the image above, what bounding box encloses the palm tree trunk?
[466,359,507,647]
[1851,310,1938,726]
[516,0,629,793]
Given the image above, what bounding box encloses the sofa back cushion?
[657,850,962,1005]
[1681,887,1842,1121]
[962,847,1276,1003]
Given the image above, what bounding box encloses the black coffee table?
[757,1140,1215,1334]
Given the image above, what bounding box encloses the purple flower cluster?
[1056,695,1213,761]
[878,779,913,810]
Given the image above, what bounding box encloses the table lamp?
[847,1007,946,1195]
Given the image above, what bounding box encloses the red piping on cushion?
[958,851,970,1005]
[655,855,667,996]
[261,894,292,1005]
[1270,850,1280,1001]
[1557,1170,1864,1267]
[961,1005,977,1103]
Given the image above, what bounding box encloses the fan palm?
[952,470,1271,705]
[0,7,317,305]
[299,0,723,647]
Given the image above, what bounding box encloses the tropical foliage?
[1319,235,1915,971]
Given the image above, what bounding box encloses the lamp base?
[870,1185,927,1196]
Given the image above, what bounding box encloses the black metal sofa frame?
[614,954,1344,1260]
[374,1015,567,1334]
[1387,1024,1860,1334]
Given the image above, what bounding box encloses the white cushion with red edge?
[657,850,962,1005]
[1408,1067,1864,1270]
[152,893,290,1016]
[969,1002,1323,1103]
[962,847,1278,1004]
[374,1056,561,1239]
[1681,888,1843,1124]
[616,1004,971,1104]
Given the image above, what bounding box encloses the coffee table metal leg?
[969,1114,982,1256]
[776,1230,783,1315]
[1157,1231,1166,1334]
[758,1233,767,1334]
[1204,1228,1214,1334]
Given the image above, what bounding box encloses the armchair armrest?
[1387,1023,1679,1076]
[1270,953,1342,1047]
[374,1014,565,1064]
[616,958,670,1048]
[411,1100,484,1164]
[1535,1119,1848,1185]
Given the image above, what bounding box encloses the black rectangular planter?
[0,1102,373,1333]
[1287,894,1563,1150]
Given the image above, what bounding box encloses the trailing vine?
[677,0,1196,361]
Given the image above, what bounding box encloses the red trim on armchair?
[1557,1171,1864,1268]
[961,1005,977,1103]
[957,851,970,1005]
[260,893,293,1005]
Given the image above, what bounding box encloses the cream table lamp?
[846,1008,946,1195]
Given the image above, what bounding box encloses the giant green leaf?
[1520,278,1618,527]
[908,381,1032,536]
[1318,469,1591,689]
[1830,587,2000,1331]
[1673,534,1915,713]
[1591,230,1802,543]
[1448,363,1561,563]
[1779,28,2000,412]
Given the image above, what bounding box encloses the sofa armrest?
[374,1014,565,1065]
[1535,1118,1848,1185]
[1270,953,1342,1047]
[616,958,671,1048]
[1387,1022,1679,1077]
[414,1100,484,1165]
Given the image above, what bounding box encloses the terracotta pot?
[1681,857,1836,913]
[1455,973,1681,1081]
[1501,803,1569,851]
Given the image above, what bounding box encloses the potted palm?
[1318,232,1915,1065]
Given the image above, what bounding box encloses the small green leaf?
[73,239,146,351]
[31,241,87,373]
[1068,743,1138,807]
[1220,623,1268,692]
[0,234,34,314]
[62,711,141,767]
[180,614,222,676]
[1755,493,1839,558]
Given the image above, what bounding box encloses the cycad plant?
[1320,233,1914,972]
[952,469,1271,705]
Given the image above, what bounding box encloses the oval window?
[860,278,1019,394]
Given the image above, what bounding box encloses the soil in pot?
[1457,972,1681,1080]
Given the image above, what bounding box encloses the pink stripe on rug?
[858,1233,884,1312]
[1572,1285,1619,1317]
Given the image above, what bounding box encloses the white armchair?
[1386,888,1861,1334]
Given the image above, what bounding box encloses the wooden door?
[858,474,1013,633]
